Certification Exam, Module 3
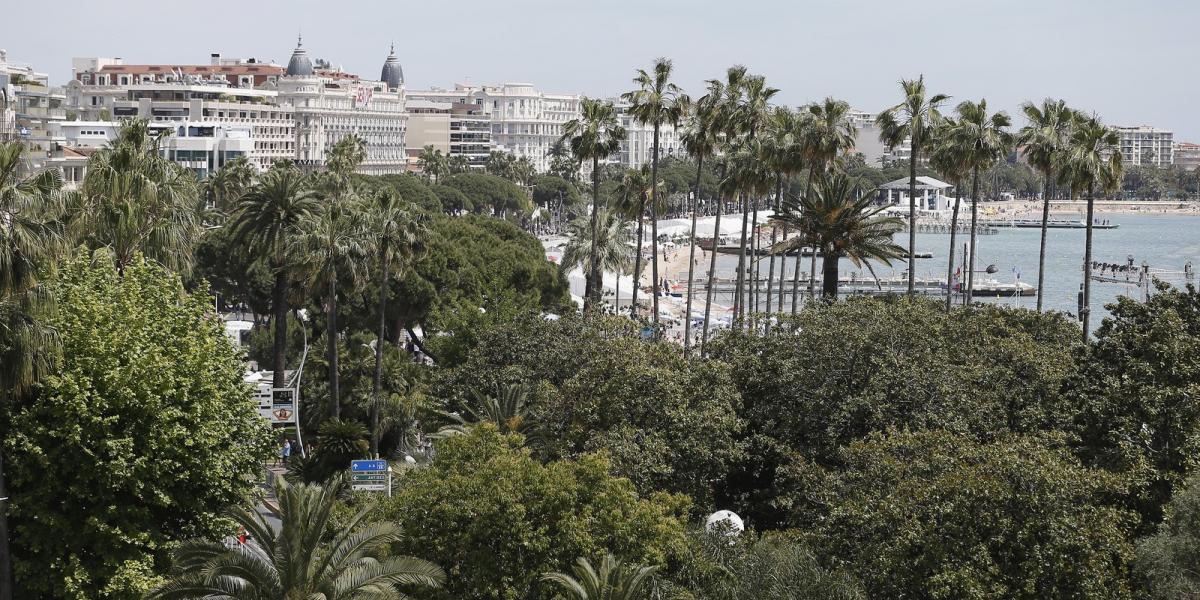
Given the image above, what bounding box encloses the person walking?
[279,438,292,466]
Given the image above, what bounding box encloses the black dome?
[380,43,404,90]
[286,35,314,76]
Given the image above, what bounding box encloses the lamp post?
[291,309,310,458]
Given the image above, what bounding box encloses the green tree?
[0,141,65,600]
[759,106,805,319]
[769,173,903,298]
[560,209,635,312]
[929,115,971,312]
[417,145,450,183]
[1071,283,1200,527]
[710,297,1081,528]
[230,164,320,387]
[375,173,443,213]
[1138,471,1200,599]
[542,554,658,600]
[442,172,530,217]
[623,58,687,330]
[876,76,949,294]
[1060,114,1123,340]
[532,175,582,219]
[687,76,733,355]
[367,189,427,456]
[793,430,1135,600]
[798,97,857,298]
[612,165,661,316]
[946,99,1014,303]
[381,425,690,600]
[74,118,201,275]
[3,256,273,598]
[1018,98,1077,312]
[560,98,627,310]
[149,478,444,599]
[202,154,256,216]
[434,383,536,438]
[678,93,722,352]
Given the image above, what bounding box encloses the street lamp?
[289,309,310,458]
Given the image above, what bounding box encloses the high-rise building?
[405,99,492,169]
[1173,142,1200,171]
[1114,125,1173,167]
[275,38,408,175]
[612,98,683,169]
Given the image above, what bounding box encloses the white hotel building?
[1113,125,1173,167]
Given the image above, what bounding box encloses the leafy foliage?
[382,425,690,600]
[1138,471,1200,599]
[3,256,273,598]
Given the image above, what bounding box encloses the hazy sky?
[8,0,1199,140]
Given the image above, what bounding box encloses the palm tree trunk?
[1036,175,1052,312]
[792,168,816,315]
[586,155,602,310]
[370,257,388,457]
[701,186,724,357]
[967,166,980,305]
[272,268,289,389]
[1082,183,1095,342]
[808,243,818,300]
[908,137,918,294]
[684,155,704,356]
[327,273,340,419]
[733,194,750,327]
[945,179,962,312]
[0,448,12,600]
[749,196,760,325]
[650,124,661,332]
[822,244,839,298]
[631,200,645,318]
[765,175,781,318]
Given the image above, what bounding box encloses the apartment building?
[1114,126,1174,167]
[0,50,68,167]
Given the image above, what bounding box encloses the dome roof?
[286,35,314,77]
[380,43,404,90]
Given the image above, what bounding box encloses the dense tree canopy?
[442,173,531,217]
[3,256,273,598]
[381,425,690,600]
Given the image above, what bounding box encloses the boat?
[977,218,1118,230]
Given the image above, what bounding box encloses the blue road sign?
[350,459,387,472]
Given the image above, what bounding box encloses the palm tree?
[876,76,949,293]
[541,554,659,600]
[74,118,201,275]
[760,107,804,319]
[613,165,661,317]
[949,99,1014,304]
[800,98,858,300]
[560,208,635,312]
[770,173,905,297]
[0,141,65,600]
[680,92,721,355]
[560,98,627,310]
[1019,99,1077,312]
[728,73,776,326]
[231,165,321,388]
[203,154,256,216]
[623,58,687,331]
[699,71,742,356]
[367,190,427,456]
[417,145,449,183]
[433,383,536,438]
[148,478,444,599]
[726,143,773,324]
[929,117,971,312]
[1060,114,1122,341]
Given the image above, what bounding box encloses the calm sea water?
[711,213,1200,322]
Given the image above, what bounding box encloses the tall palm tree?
[1060,114,1122,341]
[542,554,659,600]
[726,143,773,323]
[613,165,661,318]
[929,117,971,312]
[800,98,858,300]
[949,99,1013,304]
[295,136,375,418]
[699,70,743,355]
[876,76,949,293]
[560,208,635,312]
[1018,99,1077,312]
[560,98,627,310]
[680,92,721,355]
[770,173,905,297]
[231,165,321,388]
[203,154,256,217]
[74,118,201,275]
[417,145,449,184]
[0,141,65,600]
[623,58,687,331]
[729,73,776,326]
[367,189,427,456]
[148,478,445,599]
[760,107,803,319]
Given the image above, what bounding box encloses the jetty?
[695,275,1035,297]
[980,218,1119,229]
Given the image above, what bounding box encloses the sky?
[7,0,1200,140]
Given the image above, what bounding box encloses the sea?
[710,213,1200,323]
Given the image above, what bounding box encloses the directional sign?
[351,474,387,482]
[352,483,387,492]
[350,460,387,472]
